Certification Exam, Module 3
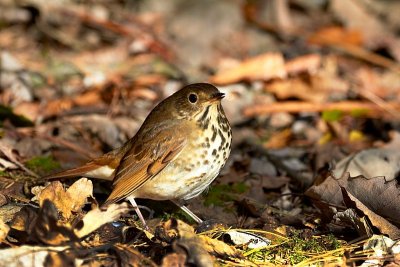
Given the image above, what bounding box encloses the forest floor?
[1,0,400,266]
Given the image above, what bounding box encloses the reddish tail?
[44,161,108,180]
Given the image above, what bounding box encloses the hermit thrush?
[46,83,232,228]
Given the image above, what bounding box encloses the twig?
[243,101,400,117]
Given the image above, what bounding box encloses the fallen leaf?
[0,218,10,243]
[0,245,71,267]
[332,148,400,182]
[13,102,40,122]
[37,182,72,218]
[265,78,326,103]
[284,54,321,75]
[112,243,157,267]
[72,90,103,106]
[307,171,400,231]
[66,178,93,214]
[156,219,242,266]
[37,178,93,219]
[341,187,400,239]
[74,202,129,238]
[0,203,23,223]
[263,128,292,149]
[333,208,373,237]
[308,26,363,47]
[161,252,186,267]
[210,53,286,84]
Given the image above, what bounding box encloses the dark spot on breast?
[199,106,210,122]
[218,129,226,145]
[212,149,217,156]
[218,143,223,150]
[211,127,217,142]
[197,106,211,130]
[203,160,209,165]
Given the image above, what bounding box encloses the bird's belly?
[133,122,231,200]
[133,159,221,200]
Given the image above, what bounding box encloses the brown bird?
[46,83,232,228]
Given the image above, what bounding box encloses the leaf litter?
[1,0,400,266]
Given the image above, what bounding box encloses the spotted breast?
[132,101,232,201]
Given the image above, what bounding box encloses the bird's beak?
[208,92,225,103]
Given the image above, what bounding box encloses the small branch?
[243,101,400,117]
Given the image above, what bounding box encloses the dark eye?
[188,93,198,103]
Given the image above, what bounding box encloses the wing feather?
[103,124,187,205]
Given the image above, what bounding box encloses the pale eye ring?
[188,93,198,103]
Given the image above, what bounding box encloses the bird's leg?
[126,196,150,230]
[172,200,203,223]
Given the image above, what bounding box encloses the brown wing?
[103,126,187,205]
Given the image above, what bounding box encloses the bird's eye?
[188,93,198,103]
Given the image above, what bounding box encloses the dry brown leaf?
[263,128,292,149]
[265,55,347,103]
[113,243,157,267]
[332,148,400,182]
[199,235,243,259]
[0,218,10,243]
[157,219,216,266]
[341,188,400,239]
[308,26,363,47]
[72,90,103,106]
[13,102,40,122]
[265,78,326,103]
[0,204,23,223]
[37,178,92,219]
[306,173,343,209]
[210,53,286,84]
[333,208,373,237]
[161,252,186,267]
[37,182,72,218]
[66,178,93,214]
[307,170,400,231]
[43,99,74,118]
[338,176,400,224]
[284,54,321,75]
